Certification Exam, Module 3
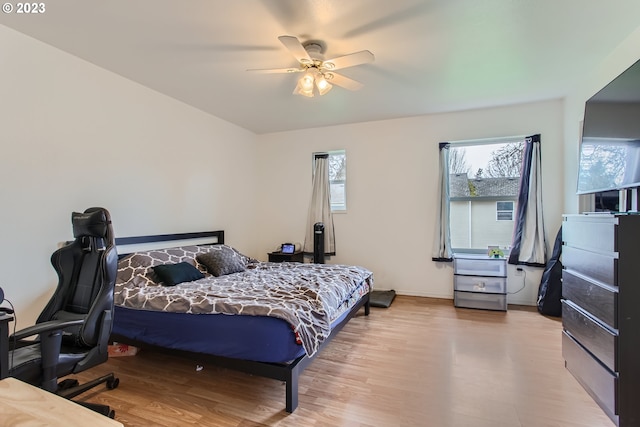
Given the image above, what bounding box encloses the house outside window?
[448,141,523,252]
[314,150,346,212]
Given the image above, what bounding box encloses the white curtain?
[508,134,547,267]
[432,143,453,261]
[303,155,336,255]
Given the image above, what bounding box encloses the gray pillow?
[197,246,246,276]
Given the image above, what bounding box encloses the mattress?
[113,244,373,362]
[112,280,368,363]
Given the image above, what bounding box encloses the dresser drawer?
[562,332,617,420]
[562,300,617,372]
[454,291,507,311]
[563,215,617,253]
[454,275,506,294]
[563,246,617,286]
[453,257,506,277]
[563,270,617,329]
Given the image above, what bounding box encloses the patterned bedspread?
[115,245,373,357]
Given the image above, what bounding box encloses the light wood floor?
[74,296,614,427]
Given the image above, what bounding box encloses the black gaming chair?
[7,207,119,417]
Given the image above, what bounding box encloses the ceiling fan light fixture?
[301,71,315,90]
[293,71,316,97]
[316,74,332,95]
[251,35,373,98]
[293,85,314,97]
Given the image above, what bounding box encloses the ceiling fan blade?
[278,35,312,65]
[327,73,364,91]
[246,67,305,74]
[323,50,374,70]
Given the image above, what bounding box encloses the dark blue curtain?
[508,134,547,267]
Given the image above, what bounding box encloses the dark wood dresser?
[561,214,640,426]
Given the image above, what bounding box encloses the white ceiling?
[2,0,639,134]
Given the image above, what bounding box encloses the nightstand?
[453,254,507,311]
[268,251,304,263]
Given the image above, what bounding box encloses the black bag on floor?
[537,226,563,316]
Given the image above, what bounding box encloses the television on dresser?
[577,58,640,199]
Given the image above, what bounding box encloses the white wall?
[256,99,565,305]
[0,25,259,325]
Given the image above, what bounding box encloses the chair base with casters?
[58,373,120,418]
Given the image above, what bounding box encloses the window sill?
[452,249,511,257]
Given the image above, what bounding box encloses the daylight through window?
[448,140,523,251]
[314,150,346,212]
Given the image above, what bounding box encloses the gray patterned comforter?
[115,245,373,356]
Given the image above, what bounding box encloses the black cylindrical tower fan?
[313,222,325,264]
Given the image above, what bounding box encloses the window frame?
[313,150,347,212]
[496,201,515,221]
[447,137,524,253]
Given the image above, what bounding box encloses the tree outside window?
[448,142,523,251]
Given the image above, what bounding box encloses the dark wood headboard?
[115,230,224,255]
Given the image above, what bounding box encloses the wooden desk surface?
[0,377,123,427]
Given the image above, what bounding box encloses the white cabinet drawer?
[454,291,507,311]
[454,275,506,294]
[453,256,507,277]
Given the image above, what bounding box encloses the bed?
[110,230,373,413]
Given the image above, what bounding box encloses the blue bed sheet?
[112,306,307,363]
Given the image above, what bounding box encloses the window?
[448,140,523,251]
[314,150,346,212]
[496,201,514,221]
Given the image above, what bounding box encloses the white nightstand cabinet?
[453,254,507,311]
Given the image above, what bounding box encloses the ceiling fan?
[247,35,375,97]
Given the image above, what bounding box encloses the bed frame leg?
[285,366,299,413]
[365,299,370,316]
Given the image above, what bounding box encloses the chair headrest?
[72,208,111,239]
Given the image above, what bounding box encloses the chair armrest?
[9,318,84,392]
[9,319,84,341]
